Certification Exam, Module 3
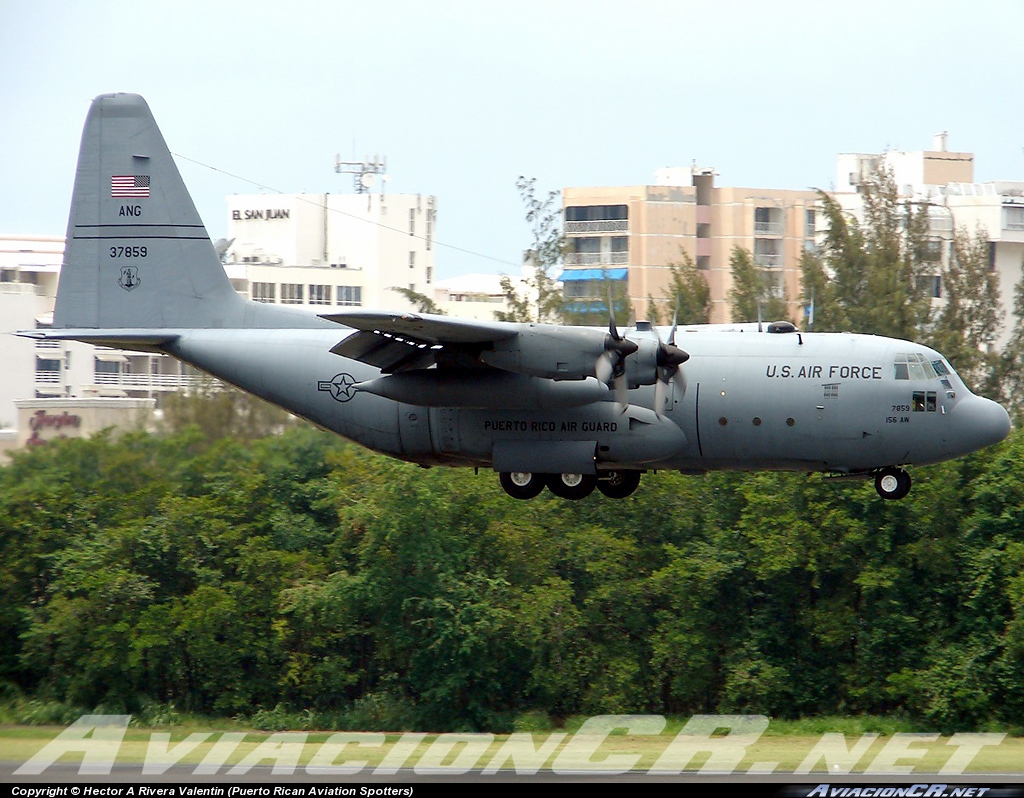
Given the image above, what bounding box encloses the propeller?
[653,307,690,416]
[595,306,637,411]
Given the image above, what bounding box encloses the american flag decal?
[111,175,150,198]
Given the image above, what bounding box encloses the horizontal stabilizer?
[17,328,179,351]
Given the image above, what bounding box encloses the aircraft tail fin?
[53,93,244,329]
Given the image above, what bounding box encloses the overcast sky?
[2,0,1022,279]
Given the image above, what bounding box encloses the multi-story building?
[834,134,1024,346]
[562,171,820,324]
[0,234,200,438]
[223,192,436,313]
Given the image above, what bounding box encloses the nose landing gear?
[874,466,912,500]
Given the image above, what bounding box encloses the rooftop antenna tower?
[334,155,387,194]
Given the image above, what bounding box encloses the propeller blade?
[595,351,614,384]
[614,374,629,411]
[654,376,667,417]
[653,312,688,416]
[667,306,678,347]
[675,366,687,399]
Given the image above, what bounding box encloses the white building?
[834,135,1024,346]
[0,234,200,437]
[433,271,532,320]
[223,192,437,313]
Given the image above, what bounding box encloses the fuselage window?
[912,390,938,412]
[895,353,939,381]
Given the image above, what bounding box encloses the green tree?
[388,286,446,315]
[161,379,299,442]
[728,246,787,323]
[999,257,1024,421]
[812,167,934,338]
[927,224,1002,392]
[658,251,711,325]
[495,177,566,323]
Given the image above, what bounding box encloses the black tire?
[875,467,912,500]
[546,472,597,500]
[499,471,545,500]
[597,470,642,498]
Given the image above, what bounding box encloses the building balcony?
[564,220,629,235]
[93,373,205,390]
[0,282,43,296]
[754,221,784,236]
[754,253,783,268]
[564,251,629,267]
[34,371,61,384]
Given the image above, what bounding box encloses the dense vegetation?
[2,421,1023,733]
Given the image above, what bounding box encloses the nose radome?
[958,396,1011,451]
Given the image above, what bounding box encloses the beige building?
[562,171,819,324]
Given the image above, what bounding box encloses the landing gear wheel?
[499,471,544,500]
[874,467,912,500]
[546,472,597,500]
[597,470,642,499]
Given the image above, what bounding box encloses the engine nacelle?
[356,369,609,409]
[623,335,661,388]
[480,326,611,380]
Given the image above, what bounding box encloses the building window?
[426,266,433,284]
[337,286,362,306]
[409,251,416,269]
[308,284,332,305]
[409,208,416,236]
[35,357,60,384]
[753,237,781,267]
[805,209,816,236]
[281,283,303,304]
[755,207,783,236]
[565,205,628,222]
[426,209,434,250]
[564,205,629,234]
[1004,206,1024,231]
[95,359,120,374]
[252,282,276,303]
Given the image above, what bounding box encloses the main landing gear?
[498,470,642,500]
[874,466,912,500]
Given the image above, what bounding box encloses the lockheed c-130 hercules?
[20,93,1012,501]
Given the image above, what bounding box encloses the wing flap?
[321,310,517,344]
[331,331,440,373]
[324,310,518,373]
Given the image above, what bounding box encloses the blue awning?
[560,268,628,282]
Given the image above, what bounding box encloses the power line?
[171,152,521,270]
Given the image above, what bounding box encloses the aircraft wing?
[320,310,518,373]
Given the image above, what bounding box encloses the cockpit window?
[894,353,939,380]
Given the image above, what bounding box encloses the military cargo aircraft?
[19,94,1012,500]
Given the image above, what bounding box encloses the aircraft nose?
[955,395,1011,451]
